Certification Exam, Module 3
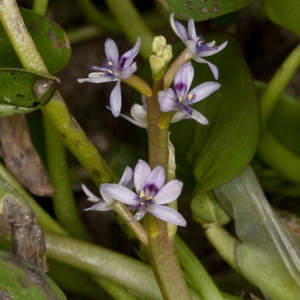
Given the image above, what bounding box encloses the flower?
[170,13,227,80]
[78,38,141,117]
[101,160,187,226]
[83,166,134,211]
[120,96,186,128]
[158,62,220,125]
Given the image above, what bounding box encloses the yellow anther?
[107,69,114,75]
[188,93,193,101]
[139,190,145,198]
[108,61,113,66]
[178,96,183,103]
[146,196,152,201]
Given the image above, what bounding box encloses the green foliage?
[165,0,251,21]
[263,0,300,36]
[0,250,67,300]
[171,34,260,192]
[0,8,71,73]
[0,68,59,116]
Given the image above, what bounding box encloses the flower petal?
[170,13,188,43]
[119,63,136,79]
[134,160,151,193]
[77,75,116,84]
[188,18,197,41]
[119,166,134,188]
[148,205,187,226]
[188,81,221,104]
[171,111,186,123]
[119,37,141,70]
[158,89,177,112]
[197,41,228,58]
[174,62,194,97]
[109,81,122,117]
[131,207,148,222]
[100,184,138,205]
[84,202,112,212]
[144,165,165,194]
[131,104,147,124]
[193,57,219,80]
[119,112,147,128]
[105,38,119,64]
[189,108,209,125]
[154,179,183,204]
[82,184,100,202]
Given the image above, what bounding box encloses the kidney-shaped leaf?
[263,0,300,37]
[0,68,59,116]
[170,33,260,192]
[165,0,251,21]
[0,8,71,73]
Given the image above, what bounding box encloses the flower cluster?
[83,160,186,226]
[79,13,227,227]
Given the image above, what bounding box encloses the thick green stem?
[123,74,152,97]
[105,0,154,59]
[43,114,90,240]
[145,80,192,299]
[45,232,163,300]
[260,43,300,127]
[175,236,224,300]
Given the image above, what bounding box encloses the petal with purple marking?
[144,165,165,193]
[134,160,151,193]
[158,89,178,112]
[196,41,228,58]
[174,62,194,97]
[119,37,141,70]
[148,205,187,226]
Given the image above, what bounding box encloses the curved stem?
[175,236,224,300]
[260,43,300,127]
[43,114,90,240]
[123,74,152,97]
[45,232,163,300]
[104,0,155,59]
[145,80,192,299]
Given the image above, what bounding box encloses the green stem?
[45,232,163,300]
[0,162,67,236]
[163,49,193,89]
[145,80,192,299]
[43,114,90,240]
[32,0,49,16]
[260,43,300,127]
[76,0,121,33]
[123,74,152,97]
[175,236,224,300]
[104,0,155,59]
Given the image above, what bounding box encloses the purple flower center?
[89,60,116,79]
[196,35,218,53]
[129,189,155,211]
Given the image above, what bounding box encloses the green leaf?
[171,34,260,192]
[0,68,59,116]
[0,8,71,73]
[165,0,251,21]
[263,0,300,36]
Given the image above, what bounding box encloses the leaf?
[263,0,300,36]
[171,33,260,192]
[164,0,251,21]
[0,68,59,116]
[214,166,300,299]
[0,8,71,73]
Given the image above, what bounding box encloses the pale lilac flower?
[170,13,227,80]
[83,167,134,211]
[158,62,220,125]
[78,38,141,117]
[101,160,186,226]
[120,96,185,128]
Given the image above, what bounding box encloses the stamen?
[178,96,183,103]
[108,61,113,66]
[187,93,194,101]
[139,190,145,198]
[107,69,114,75]
[88,72,101,78]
